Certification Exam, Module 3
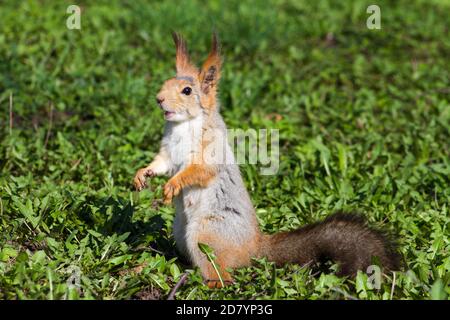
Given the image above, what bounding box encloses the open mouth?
[158,103,175,119]
[164,111,175,119]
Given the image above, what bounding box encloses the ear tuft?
[172,32,197,75]
[199,32,222,95]
[210,32,220,56]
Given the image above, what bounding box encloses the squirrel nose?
[156,96,165,105]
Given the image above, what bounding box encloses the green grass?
[0,0,449,300]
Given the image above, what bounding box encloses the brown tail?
[259,212,401,276]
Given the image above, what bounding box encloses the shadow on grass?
[78,195,180,262]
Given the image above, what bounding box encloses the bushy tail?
[260,212,401,276]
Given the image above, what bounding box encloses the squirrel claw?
[163,178,182,204]
[134,168,154,191]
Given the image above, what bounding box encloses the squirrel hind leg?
[197,253,234,288]
[194,228,256,288]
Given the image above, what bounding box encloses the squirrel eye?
[182,87,192,95]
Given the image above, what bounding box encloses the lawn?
[0,0,449,300]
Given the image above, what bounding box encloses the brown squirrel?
[134,33,400,288]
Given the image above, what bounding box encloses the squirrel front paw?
[133,168,154,191]
[163,177,182,204]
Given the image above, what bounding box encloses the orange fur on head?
[168,32,222,111]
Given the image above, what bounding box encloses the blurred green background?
[0,0,449,299]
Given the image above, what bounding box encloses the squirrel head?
[156,33,222,122]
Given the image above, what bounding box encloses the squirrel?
[134,33,401,288]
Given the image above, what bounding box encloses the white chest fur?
[163,115,203,175]
[163,115,207,258]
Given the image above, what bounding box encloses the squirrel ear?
[199,32,221,95]
[172,32,197,75]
